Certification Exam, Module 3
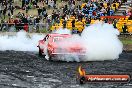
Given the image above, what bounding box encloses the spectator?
[36,16,40,32]
[104,18,108,23]
[1,21,8,31]
[71,19,75,29]
[14,18,19,31]
[16,12,23,18]
[38,7,42,16]
[86,17,91,26]
[3,6,7,19]
[0,0,127,33]
[122,11,127,16]
[24,23,28,32]
[22,0,25,8]
[62,19,67,28]
[106,6,110,16]
[92,10,97,18]
[70,4,75,14]
[42,7,47,18]
[53,0,56,8]
[56,18,60,24]
[22,16,28,24]
[63,5,68,14]
[32,0,37,7]
[113,19,117,28]
[62,13,66,19]
[127,10,132,16]
[0,3,2,18]
[48,0,54,8]
[113,3,116,11]
[78,12,83,21]
[46,16,51,30]
[122,23,128,33]
[100,7,106,16]
[25,4,29,13]
[0,19,4,31]
[72,29,78,34]
[9,4,14,15]
[45,0,48,4]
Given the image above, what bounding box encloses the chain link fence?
[0,22,132,34]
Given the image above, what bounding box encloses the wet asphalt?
[0,51,132,88]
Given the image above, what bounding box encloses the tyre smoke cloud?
[54,22,123,61]
[0,31,44,51]
[0,22,123,61]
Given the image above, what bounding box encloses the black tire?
[47,50,53,61]
[80,76,86,84]
[49,56,53,61]
[39,47,42,56]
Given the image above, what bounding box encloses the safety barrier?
[0,23,48,33]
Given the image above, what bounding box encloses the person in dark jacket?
[71,19,75,28]
[104,18,108,23]
[36,16,40,32]
[53,0,56,8]
[38,7,42,16]
[9,4,14,15]
[122,23,128,33]
[22,0,25,8]
[3,7,7,19]
[63,19,67,28]
[106,6,110,16]
[0,19,4,31]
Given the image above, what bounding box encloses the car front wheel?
[80,76,86,84]
[39,47,42,56]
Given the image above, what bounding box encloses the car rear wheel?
[48,50,53,61]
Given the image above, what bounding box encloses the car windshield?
[53,36,64,42]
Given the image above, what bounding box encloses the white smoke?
[53,22,123,61]
[81,22,123,61]
[0,31,44,51]
[53,28,71,34]
[0,22,123,61]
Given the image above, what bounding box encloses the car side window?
[44,35,49,41]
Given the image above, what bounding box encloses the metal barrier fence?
[0,23,49,33]
[0,23,132,34]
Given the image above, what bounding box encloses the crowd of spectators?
[0,0,48,32]
[0,0,132,33]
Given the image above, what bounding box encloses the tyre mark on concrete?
[0,70,33,84]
